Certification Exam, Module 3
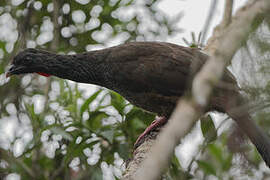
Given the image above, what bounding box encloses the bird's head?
[6,48,51,77]
[6,47,104,84]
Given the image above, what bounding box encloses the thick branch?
[123,131,158,179]
[124,0,270,179]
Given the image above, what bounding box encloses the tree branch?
[222,0,234,27]
[123,131,158,179]
[44,0,60,109]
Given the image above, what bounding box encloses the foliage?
[0,0,177,179]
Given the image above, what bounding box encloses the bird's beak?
[6,65,15,78]
[6,72,11,78]
[6,65,26,78]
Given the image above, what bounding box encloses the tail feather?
[214,88,270,167]
[228,112,270,167]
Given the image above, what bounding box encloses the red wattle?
[37,72,51,77]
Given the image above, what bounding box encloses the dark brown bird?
[6,42,270,167]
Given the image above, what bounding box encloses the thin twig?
[187,116,230,172]
[200,0,219,45]
[222,0,234,27]
[44,0,60,109]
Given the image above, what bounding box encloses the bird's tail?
[227,109,270,167]
[212,84,270,167]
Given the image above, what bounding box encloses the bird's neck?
[43,50,110,86]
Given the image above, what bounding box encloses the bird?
[6,41,270,167]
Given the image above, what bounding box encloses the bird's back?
[97,42,237,116]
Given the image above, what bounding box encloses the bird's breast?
[118,90,179,117]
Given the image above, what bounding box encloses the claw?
[134,116,167,149]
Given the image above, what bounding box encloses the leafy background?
[0,0,269,179]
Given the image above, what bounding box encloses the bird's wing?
[106,42,205,96]
[104,42,237,97]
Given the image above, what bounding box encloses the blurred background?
[0,0,270,179]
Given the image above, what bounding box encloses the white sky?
[159,0,248,45]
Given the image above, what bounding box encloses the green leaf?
[80,89,102,117]
[38,155,54,171]
[200,115,217,143]
[122,107,155,143]
[91,167,103,180]
[197,160,216,176]
[125,107,155,132]
[117,143,129,159]
[171,154,181,168]
[168,155,191,179]
[64,142,91,164]
[86,111,109,131]
[222,154,233,171]
[100,129,114,144]
[126,107,155,124]
[50,127,73,141]
[24,103,37,120]
[110,91,126,115]
[208,143,223,163]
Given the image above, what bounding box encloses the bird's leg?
[134,116,168,149]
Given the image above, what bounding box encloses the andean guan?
[6,41,270,167]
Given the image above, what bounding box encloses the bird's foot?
[134,116,167,149]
